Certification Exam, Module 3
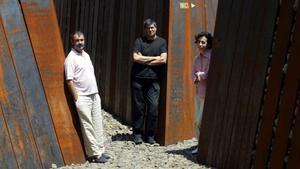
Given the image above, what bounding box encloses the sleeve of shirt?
[160,39,167,53]
[200,55,211,80]
[64,57,75,80]
[133,38,141,53]
[192,57,197,80]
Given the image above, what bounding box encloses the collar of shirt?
[199,49,211,58]
[71,48,85,56]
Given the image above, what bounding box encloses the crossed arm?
[133,52,167,66]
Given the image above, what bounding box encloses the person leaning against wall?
[192,32,213,154]
[131,18,167,145]
[64,31,110,163]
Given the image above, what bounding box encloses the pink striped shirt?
[192,49,211,97]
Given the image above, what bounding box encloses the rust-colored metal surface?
[268,10,300,169]
[197,0,300,168]
[0,0,64,168]
[253,0,295,168]
[0,17,41,169]
[20,0,85,164]
[165,0,217,145]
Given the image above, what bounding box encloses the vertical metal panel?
[253,0,295,168]
[0,0,66,168]
[268,11,300,169]
[0,14,42,169]
[165,0,217,145]
[198,0,278,168]
[20,0,85,165]
[0,108,17,169]
[287,96,300,169]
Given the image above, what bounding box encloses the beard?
[74,44,85,52]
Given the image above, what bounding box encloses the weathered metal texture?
[197,0,300,168]
[0,17,41,169]
[165,0,217,145]
[253,0,296,168]
[0,0,63,168]
[267,11,300,168]
[20,0,85,164]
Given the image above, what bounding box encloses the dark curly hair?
[194,32,213,49]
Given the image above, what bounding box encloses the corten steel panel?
[198,0,278,168]
[0,17,42,169]
[0,0,64,168]
[19,0,85,164]
[288,97,300,168]
[253,0,295,168]
[165,0,217,145]
[268,12,300,169]
[0,108,17,169]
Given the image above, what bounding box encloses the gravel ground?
[51,110,211,169]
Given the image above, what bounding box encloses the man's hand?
[66,80,78,102]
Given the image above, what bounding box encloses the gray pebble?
[51,110,211,169]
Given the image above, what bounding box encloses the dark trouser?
[132,78,160,137]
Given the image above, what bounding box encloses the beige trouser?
[195,96,205,140]
[75,93,105,157]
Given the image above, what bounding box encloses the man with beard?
[131,19,167,145]
[64,31,110,163]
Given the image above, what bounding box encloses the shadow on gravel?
[111,133,133,142]
[165,145,199,164]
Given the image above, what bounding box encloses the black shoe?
[146,136,157,144]
[93,154,108,163]
[133,134,143,144]
[102,153,110,159]
[88,154,108,163]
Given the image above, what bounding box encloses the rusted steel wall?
[0,0,65,168]
[165,0,218,145]
[19,0,85,164]
[252,1,300,169]
[54,0,169,131]
[198,0,300,169]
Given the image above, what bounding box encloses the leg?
[91,94,105,154]
[75,95,102,157]
[195,96,205,139]
[131,79,146,135]
[145,81,160,138]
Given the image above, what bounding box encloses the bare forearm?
[133,53,156,64]
[147,53,167,65]
[133,52,167,66]
[146,57,167,65]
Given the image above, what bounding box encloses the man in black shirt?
[131,19,167,144]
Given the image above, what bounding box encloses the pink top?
[192,49,211,97]
[64,49,99,96]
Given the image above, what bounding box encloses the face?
[144,24,157,39]
[72,34,85,53]
[196,36,208,52]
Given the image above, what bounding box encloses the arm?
[146,52,167,66]
[133,52,156,64]
[133,52,167,65]
[66,80,78,101]
[199,57,211,80]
